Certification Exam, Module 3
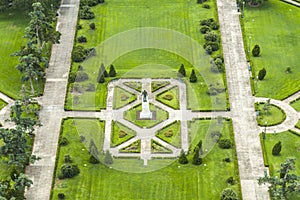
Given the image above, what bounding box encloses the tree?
[13,173,33,192]
[272,141,282,156]
[189,69,197,83]
[220,188,238,200]
[109,64,117,77]
[252,44,260,57]
[258,68,266,80]
[25,2,60,49]
[192,146,202,165]
[178,64,186,77]
[104,150,113,165]
[178,149,188,164]
[258,158,300,199]
[197,140,203,156]
[60,164,80,178]
[89,139,99,157]
[97,63,108,83]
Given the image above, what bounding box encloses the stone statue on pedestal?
[140,90,152,119]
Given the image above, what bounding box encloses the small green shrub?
[252,44,260,57]
[220,188,238,200]
[200,26,210,34]
[64,154,72,163]
[258,68,266,80]
[223,157,231,162]
[202,4,210,8]
[80,6,95,19]
[226,177,235,185]
[272,141,282,156]
[59,137,69,146]
[75,72,89,82]
[89,155,100,164]
[204,32,218,42]
[218,139,232,149]
[72,46,86,62]
[77,35,87,43]
[86,83,95,91]
[58,193,65,199]
[60,164,80,178]
[178,150,188,164]
[90,22,96,30]
[76,24,82,30]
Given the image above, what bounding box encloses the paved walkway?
[0,92,15,128]
[25,0,80,199]
[281,0,300,7]
[217,0,270,199]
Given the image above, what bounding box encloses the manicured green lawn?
[0,99,7,111]
[151,140,172,153]
[156,121,181,148]
[255,103,286,126]
[65,0,228,111]
[51,118,241,199]
[124,104,169,128]
[291,98,300,112]
[244,0,300,99]
[151,81,170,92]
[119,139,141,153]
[123,81,142,92]
[296,120,300,129]
[111,121,136,147]
[156,86,180,110]
[113,86,137,109]
[0,10,28,99]
[262,131,300,199]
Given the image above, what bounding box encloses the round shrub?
[68,72,76,83]
[223,157,231,163]
[58,193,65,199]
[218,139,232,149]
[72,46,86,62]
[272,141,282,156]
[80,6,95,19]
[78,65,84,71]
[64,154,72,163]
[211,21,219,30]
[204,32,218,42]
[76,24,82,30]
[200,26,210,34]
[220,188,238,200]
[205,45,213,54]
[226,177,235,185]
[90,22,96,30]
[75,72,89,82]
[204,41,219,51]
[59,137,69,146]
[77,35,87,43]
[164,130,173,137]
[252,44,260,57]
[202,4,210,9]
[163,94,173,101]
[60,164,80,178]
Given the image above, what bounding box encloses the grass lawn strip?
[244,0,300,99]
[119,139,141,153]
[151,81,170,93]
[151,140,172,153]
[113,86,137,109]
[156,121,181,148]
[290,97,300,112]
[111,121,136,147]
[51,118,241,199]
[0,99,7,111]
[262,131,300,199]
[156,86,180,110]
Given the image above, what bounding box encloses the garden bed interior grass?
[65,0,228,111]
[113,86,137,109]
[111,121,136,147]
[0,99,7,111]
[290,98,300,112]
[156,121,181,148]
[244,0,300,99]
[156,86,180,110]
[262,131,300,199]
[255,103,286,126]
[51,118,241,200]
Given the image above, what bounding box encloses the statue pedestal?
[140,101,152,119]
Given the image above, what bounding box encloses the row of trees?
[14,2,61,94]
[178,64,197,83]
[0,96,40,199]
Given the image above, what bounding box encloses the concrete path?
[281,0,300,7]
[0,92,15,128]
[283,90,300,104]
[25,0,80,199]
[217,0,270,199]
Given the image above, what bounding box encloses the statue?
[140,89,152,119]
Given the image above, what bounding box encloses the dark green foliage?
[97,63,107,83]
[226,177,235,185]
[59,137,69,146]
[224,157,231,162]
[178,149,188,164]
[101,63,109,77]
[210,57,224,73]
[77,35,87,43]
[258,68,266,80]
[78,65,84,71]
[58,193,65,199]
[272,141,282,156]
[89,155,100,164]
[200,26,210,34]
[285,67,291,73]
[205,45,213,54]
[258,158,300,199]
[89,139,99,157]
[69,72,76,83]
[60,164,80,179]
[90,22,96,30]
[204,41,219,51]
[218,139,232,149]
[200,18,219,30]
[204,32,218,42]
[104,150,113,165]
[109,64,117,77]
[75,72,89,82]
[211,131,222,142]
[86,83,96,91]
[197,0,207,3]
[77,24,83,30]
[192,146,202,165]
[98,74,105,83]
[197,140,203,155]
[178,64,186,77]
[64,154,72,163]
[202,4,210,9]
[220,188,238,200]
[189,69,197,83]
[72,46,86,62]
[252,44,260,57]
[80,6,95,19]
